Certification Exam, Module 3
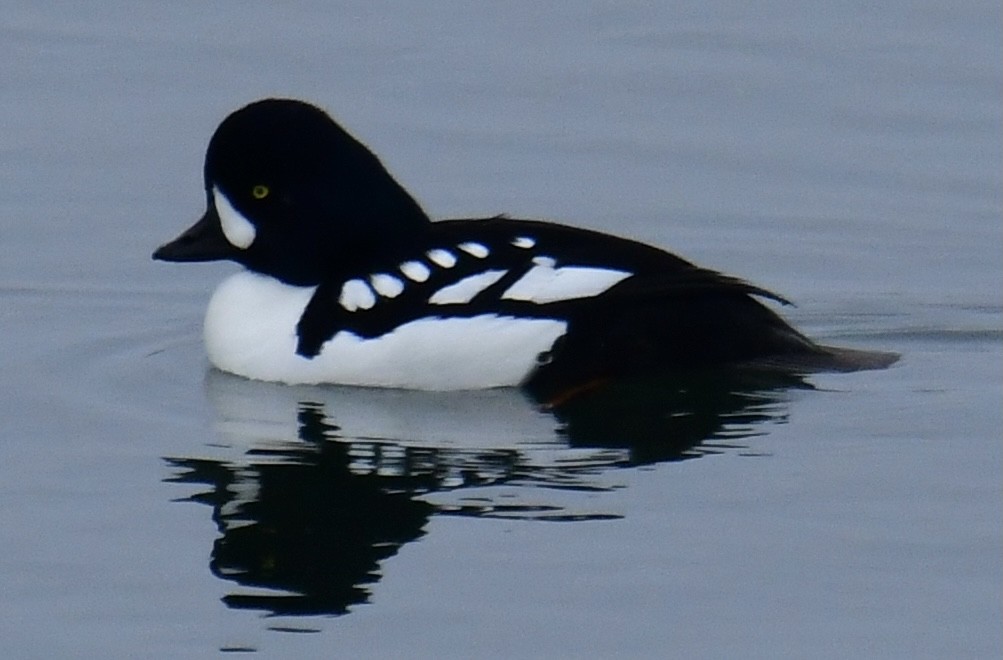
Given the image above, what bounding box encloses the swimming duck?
[154,98,897,395]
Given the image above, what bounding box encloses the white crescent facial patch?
[212,186,256,249]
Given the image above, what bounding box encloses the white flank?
[511,236,536,249]
[338,278,376,311]
[457,242,490,258]
[429,270,507,305]
[212,186,256,249]
[204,271,567,389]
[370,273,404,298]
[426,249,457,268]
[400,260,430,282]
[502,257,632,303]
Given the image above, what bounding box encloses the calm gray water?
[2,2,1000,658]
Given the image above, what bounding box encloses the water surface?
[1,2,1000,658]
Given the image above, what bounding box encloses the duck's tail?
[744,344,900,374]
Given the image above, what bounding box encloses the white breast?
[203,271,567,390]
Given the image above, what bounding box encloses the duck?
[153,98,897,397]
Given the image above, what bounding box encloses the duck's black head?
[153,98,431,285]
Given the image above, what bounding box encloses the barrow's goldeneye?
[153,98,897,396]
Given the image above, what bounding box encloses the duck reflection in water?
[165,369,809,617]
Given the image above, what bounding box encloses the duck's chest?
[203,271,567,389]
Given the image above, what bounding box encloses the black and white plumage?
[153,98,897,397]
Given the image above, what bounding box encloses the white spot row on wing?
[345,250,631,311]
[400,260,430,282]
[457,242,490,258]
[426,249,457,268]
[338,278,376,311]
[370,273,404,298]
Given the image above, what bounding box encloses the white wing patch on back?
[338,278,376,311]
[429,270,507,305]
[400,261,430,282]
[370,273,404,298]
[426,249,457,268]
[502,256,632,304]
[511,236,536,249]
[212,186,256,249]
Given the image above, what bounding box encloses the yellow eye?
[251,184,269,200]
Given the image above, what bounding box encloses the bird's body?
[154,99,897,395]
